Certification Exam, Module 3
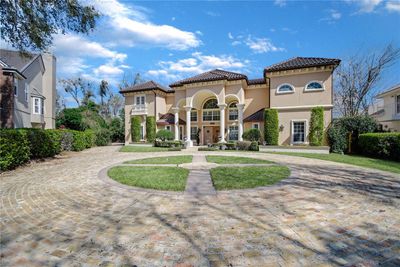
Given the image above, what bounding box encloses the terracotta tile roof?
[247,78,266,85]
[170,69,248,87]
[264,57,341,72]
[244,108,265,122]
[120,80,174,94]
[156,113,186,125]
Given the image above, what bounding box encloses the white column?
[184,106,193,147]
[172,107,179,141]
[237,103,245,141]
[218,104,227,143]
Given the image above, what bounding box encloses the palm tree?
[99,80,109,105]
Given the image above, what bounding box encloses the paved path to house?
[184,155,216,198]
[1,146,399,267]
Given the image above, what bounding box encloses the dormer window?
[277,83,295,94]
[305,81,324,91]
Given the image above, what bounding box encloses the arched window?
[202,98,220,121]
[305,81,324,91]
[277,83,295,94]
[228,102,238,120]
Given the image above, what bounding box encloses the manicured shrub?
[146,116,156,142]
[94,128,111,146]
[309,106,324,146]
[69,130,94,151]
[327,115,378,153]
[20,128,56,158]
[198,147,218,151]
[0,129,30,171]
[154,140,183,148]
[243,128,261,142]
[131,116,141,142]
[57,108,84,130]
[156,129,174,141]
[249,141,259,151]
[46,129,63,154]
[237,141,252,150]
[225,142,237,150]
[358,133,400,161]
[264,109,279,145]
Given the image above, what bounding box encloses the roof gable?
[170,69,248,87]
[119,80,174,94]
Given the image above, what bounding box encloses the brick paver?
[1,146,399,266]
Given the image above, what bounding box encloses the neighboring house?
[0,49,56,129]
[120,57,340,146]
[369,84,400,132]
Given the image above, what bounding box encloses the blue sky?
[48,0,400,105]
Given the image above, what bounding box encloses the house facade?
[369,84,400,132]
[120,57,340,146]
[0,49,56,129]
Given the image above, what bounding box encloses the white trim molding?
[276,83,295,95]
[271,104,333,111]
[304,81,325,92]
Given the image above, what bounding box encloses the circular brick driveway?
[1,146,399,266]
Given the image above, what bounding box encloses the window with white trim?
[228,102,238,120]
[305,81,324,91]
[24,83,29,101]
[202,98,220,121]
[277,83,295,94]
[135,95,145,105]
[14,77,18,96]
[33,97,41,114]
[190,110,197,121]
[292,121,306,143]
[252,123,259,130]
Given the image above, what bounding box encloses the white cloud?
[94,64,124,76]
[244,36,285,54]
[147,52,250,82]
[228,32,234,39]
[352,0,383,13]
[386,1,400,12]
[274,0,287,7]
[195,30,203,36]
[320,9,342,23]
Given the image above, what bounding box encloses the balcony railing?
[131,104,148,115]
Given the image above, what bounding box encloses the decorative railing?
[131,104,148,115]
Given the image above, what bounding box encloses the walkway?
[1,146,399,266]
[184,155,216,198]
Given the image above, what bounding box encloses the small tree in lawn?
[243,128,261,142]
[156,129,174,141]
[264,109,279,145]
[309,107,324,146]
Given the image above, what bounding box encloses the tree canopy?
[0,0,99,52]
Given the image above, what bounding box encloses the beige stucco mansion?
[120,57,340,147]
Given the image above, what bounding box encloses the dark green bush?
[109,117,124,142]
[225,142,237,150]
[309,107,324,146]
[358,133,400,161]
[146,116,156,142]
[20,128,56,158]
[155,129,174,141]
[327,115,378,153]
[69,130,94,151]
[243,128,261,142]
[154,140,183,148]
[198,147,218,151]
[57,108,84,130]
[249,141,259,151]
[46,129,63,154]
[264,109,279,145]
[131,116,141,142]
[94,128,111,146]
[0,129,30,171]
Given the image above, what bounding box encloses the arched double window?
[202,98,220,121]
[228,102,238,120]
[305,81,324,91]
[277,83,295,94]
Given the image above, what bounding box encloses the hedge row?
[0,128,96,172]
[358,132,400,161]
[146,116,156,143]
[264,109,279,145]
[131,116,141,142]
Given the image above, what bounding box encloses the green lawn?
[206,155,272,164]
[124,155,192,164]
[108,166,189,191]
[210,166,290,190]
[120,146,180,152]
[268,152,400,174]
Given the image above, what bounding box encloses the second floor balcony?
[131,104,148,115]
